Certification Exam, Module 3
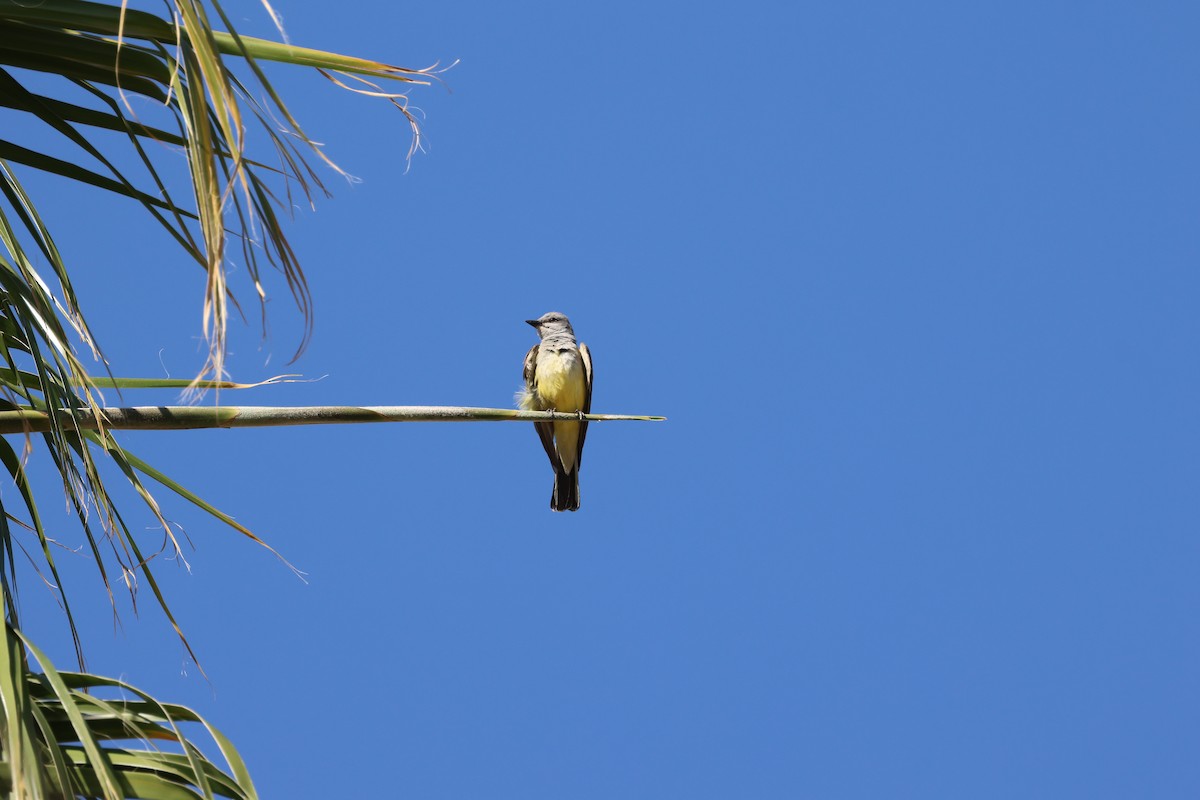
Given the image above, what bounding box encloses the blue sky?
[11,1,1200,797]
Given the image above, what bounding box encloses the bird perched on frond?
[518,312,593,511]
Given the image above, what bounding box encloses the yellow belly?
[535,351,586,474]
[535,351,586,412]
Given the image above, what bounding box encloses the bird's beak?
[525,319,540,328]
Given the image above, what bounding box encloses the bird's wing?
[524,343,559,468]
[576,343,593,468]
[522,342,539,394]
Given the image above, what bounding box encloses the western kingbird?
[518,311,593,512]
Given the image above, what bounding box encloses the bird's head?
[525,311,575,338]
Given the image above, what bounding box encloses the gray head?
[525,311,575,339]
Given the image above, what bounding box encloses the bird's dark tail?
[551,467,580,512]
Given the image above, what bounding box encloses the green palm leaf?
[0,0,439,794]
[0,620,259,799]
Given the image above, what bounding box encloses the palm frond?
[0,619,258,800]
[0,0,434,652]
[0,0,436,380]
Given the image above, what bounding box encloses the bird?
[518,311,593,511]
